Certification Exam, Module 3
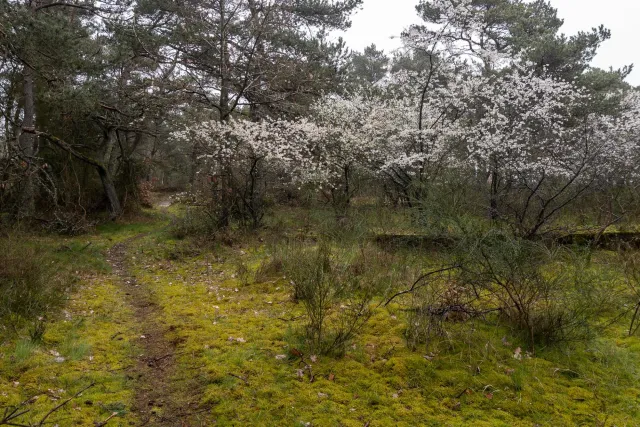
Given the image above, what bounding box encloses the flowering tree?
[174,118,305,227]
[173,0,640,235]
[383,0,640,235]
[283,93,462,215]
[299,96,382,216]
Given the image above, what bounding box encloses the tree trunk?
[217,0,232,227]
[219,0,231,121]
[22,128,123,220]
[2,78,17,158]
[99,128,123,219]
[488,155,499,221]
[17,64,36,219]
[98,166,122,220]
[102,128,118,173]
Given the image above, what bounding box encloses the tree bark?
[488,155,499,221]
[101,128,123,219]
[217,0,232,227]
[102,127,118,173]
[17,64,36,219]
[219,0,231,121]
[98,166,122,220]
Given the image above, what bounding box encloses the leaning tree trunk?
[97,166,122,220]
[21,128,123,220]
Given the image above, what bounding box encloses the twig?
[0,418,31,427]
[145,352,182,368]
[227,373,248,384]
[37,382,95,426]
[152,353,175,363]
[1,394,42,426]
[384,265,460,307]
[94,411,118,427]
[455,388,473,399]
[1,407,31,426]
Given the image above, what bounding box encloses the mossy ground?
[2,206,640,426]
[0,213,163,426]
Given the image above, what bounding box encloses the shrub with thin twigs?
[404,278,477,351]
[458,232,605,349]
[279,241,375,356]
[0,237,67,337]
[619,250,640,336]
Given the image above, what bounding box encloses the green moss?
[0,228,141,425]
[3,208,640,425]
[117,225,640,425]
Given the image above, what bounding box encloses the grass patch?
[13,339,38,363]
[0,211,165,425]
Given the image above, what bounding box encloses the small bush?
[619,250,640,336]
[326,218,369,244]
[280,241,374,355]
[405,279,473,351]
[0,237,67,335]
[459,232,604,349]
[170,206,218,239]
[254,257,284,283]
[234,260,251,286]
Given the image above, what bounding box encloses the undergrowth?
[124,211,640,425]
[0,215,160,426]
[3,206,640,425]
[0,236,69,337]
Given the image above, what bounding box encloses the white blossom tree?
[174,117,312,227]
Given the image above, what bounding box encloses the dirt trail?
[107,235,198,426]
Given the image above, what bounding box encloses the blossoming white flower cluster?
[172,0,640,199]
[173,70,640,195]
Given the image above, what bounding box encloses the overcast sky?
[342,0,640,86]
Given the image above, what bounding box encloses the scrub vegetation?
[2,205,640,426]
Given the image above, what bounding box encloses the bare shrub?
[459,233,603,349]
[405,279,476,351]
[280,242,375,355]
[170,206,218,239]
[0,237,67,336]
[254,257,284,284]
[619,250,640,336]
[234,260,251,286]
[43,210,96,236]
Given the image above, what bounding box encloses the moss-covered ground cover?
[2,206,640,426]
[0,214,163,426]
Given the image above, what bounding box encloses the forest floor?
[2,199,640,426]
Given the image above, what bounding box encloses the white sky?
[342,0,640,86]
